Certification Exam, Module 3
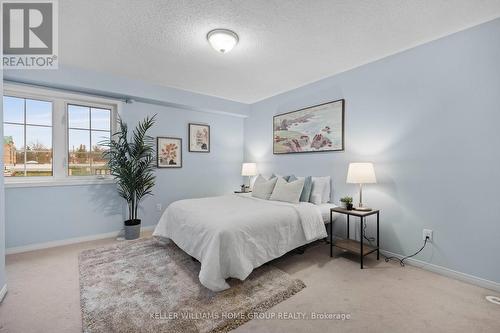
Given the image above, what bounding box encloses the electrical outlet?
[423,229,433,242]
[156,203,162,211]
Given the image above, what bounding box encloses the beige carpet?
[79,238,305,333]
[1,231,499,333]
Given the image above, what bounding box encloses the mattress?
[317,203,339,223]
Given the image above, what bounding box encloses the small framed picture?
[188,123,210,153]
[157,137,182,168]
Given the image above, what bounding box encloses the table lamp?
[241,163,257,191]
[346,162,376,211]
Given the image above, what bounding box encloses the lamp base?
[356,184,372,211]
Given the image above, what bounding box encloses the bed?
[153,194,337,291]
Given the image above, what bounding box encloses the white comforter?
[153,194,327,291]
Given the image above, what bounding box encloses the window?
[3,96,53,177]
[68,104,111,176]
[3,84,117,185]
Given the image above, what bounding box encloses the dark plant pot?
[124,219,141,240]
[346,203,354,210]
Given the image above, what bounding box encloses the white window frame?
[4,83,120,188]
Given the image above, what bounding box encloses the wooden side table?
[330,207,380,269]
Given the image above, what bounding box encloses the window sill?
[4,177,116,188]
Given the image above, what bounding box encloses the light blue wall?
[4,74,245,249]
[6,184,122,247]
[245,18,500,283]
[120,102,244,226]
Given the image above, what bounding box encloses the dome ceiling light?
[207,29,239,54]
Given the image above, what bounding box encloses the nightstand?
[330,207,380,269]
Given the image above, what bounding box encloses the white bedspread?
[153,194,327,291]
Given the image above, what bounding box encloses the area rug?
[79,238,305,333]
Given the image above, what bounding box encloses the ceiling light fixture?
[207,29,239,54]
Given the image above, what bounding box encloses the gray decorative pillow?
[252,175,278,200]
[300,176,313,202]
[270,177,305,203]
[289,176,313,202]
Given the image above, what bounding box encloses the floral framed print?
[157,137,182,168]
[188,123,210,153]
[273,99,345,154]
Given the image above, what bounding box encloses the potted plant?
[340,196,353,210]
[102,115,157,240]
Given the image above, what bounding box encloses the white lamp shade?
[207,29,239,53]
[241,163,257,176]
[346,163,376,184]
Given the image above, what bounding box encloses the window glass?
[91,131,110,175]
[3,123,25,177]
[68,104,111,176]
[3,96,52,177]
[26,99,52,126]
[68,129,91,176]
[91,108,111,131]
[26,126,53,176]
[3,96,24,123]
[3,92,114,181]
[68,105,90,129]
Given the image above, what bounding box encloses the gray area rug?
[79,238,306,333]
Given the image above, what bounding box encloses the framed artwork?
[273,99,345,154]
[157,137,182,168]
[188,123,210,153]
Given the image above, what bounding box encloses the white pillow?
[319,176,331,203]
[310,176,331,204]
[252,175,278,200]
[309,180,324,205]
[270,177,305,203]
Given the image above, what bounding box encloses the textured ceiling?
[60,0,500,103]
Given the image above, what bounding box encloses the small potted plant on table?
[340,196,354,210]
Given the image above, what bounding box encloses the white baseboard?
[0,284,7,303]
[6,225,156,255]
[330,234,499,293]
[378,249,500,293]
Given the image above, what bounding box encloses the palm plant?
[102,115,157,225]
